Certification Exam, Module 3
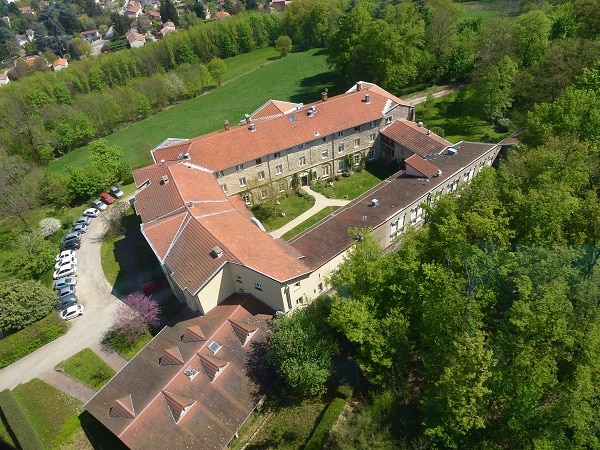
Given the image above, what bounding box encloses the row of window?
[236,275,301,292]
[220,133,381,177]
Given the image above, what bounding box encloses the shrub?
[39,218,61,237]
[0,280,56,333]
[0,389,43,450]
[0,314,66,369]
[304,385,353,450]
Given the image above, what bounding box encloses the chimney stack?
[224,120,230,130]
[321,91,328,101]
[357,82,362,91]
[244,114,251,125]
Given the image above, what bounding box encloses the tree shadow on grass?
[245,340,277,403]
[79,410,129,450]
[289,71,339,104]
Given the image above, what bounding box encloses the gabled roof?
[405,154,439,178]
[109,395,136,418]
[152,83,413,172]
[85,295,274,450]
[198,353,229,382]
[160,347,185,365]
[382,119,452,158]
[229,319,257,346]
[250,99,303,121]
[182,325,206,342]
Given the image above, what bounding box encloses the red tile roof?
[405,154,439,178]
[250,99,303,121]
[85,295,274,450]
[382,119,452,157]
[152,85,412,171]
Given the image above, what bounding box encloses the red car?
[100,192,115,204]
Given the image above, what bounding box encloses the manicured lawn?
[0,409,16,449]
[415,92,507,144]
[103,330,153,361]
[231,394,330,450]
[312,163,394,200]
[49,48,335,174]
[12,378,83,449]
[55,348,116,390]
[254,192,316,231]
[282,206,340,241]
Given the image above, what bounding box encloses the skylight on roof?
[184,366,199,380]
[208,341,222,354]
[288,115,297,122]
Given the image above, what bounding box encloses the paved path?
[0,206,127,395]
[269,186,349,238]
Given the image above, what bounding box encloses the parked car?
[110,186,124,198]
[55,249,75,262]
[55,256,77,270]
[56,285,76,299]
[70,223,88,234]
[100,192,115,204]
[53,277,77,291]
[61,240,81,251]
[56,294,78,311]
[84,207,101,217]
[62,231,81,243]
[73,216,91,226]
[61,304,84,320]
[91,200,107,211]
[53,262,77,279]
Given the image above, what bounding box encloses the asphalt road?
[0,209,124,391]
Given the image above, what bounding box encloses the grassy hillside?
[49,48,335,174]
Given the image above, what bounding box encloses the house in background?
[52,58,68,71]
[80,29,101,42]
[0,74,9,86]
[125,29,146,47]
[155,21,175,38]
[124,0,142,18]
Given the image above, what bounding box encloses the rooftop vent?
[188,201,194,208]
[417,121,424,127]
[447,147,458,155]
[364,94,370,104]
[178,151,190,160]
[161,175,169,184]
[314,131,320,136]
[184,366,199,381]
[288,115,297,122]
[160,159,165,165]
[371,199,379,207]
[211,246,223,258]
[249,123,256,132]
[307,106,316,117]
[434,169,442,177]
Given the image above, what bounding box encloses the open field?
[463,1,522,20]
[49,48,334,174]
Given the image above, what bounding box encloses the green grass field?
[55,348,116,390]
[282,206,340,240]
[256,192,316,231]
[463,1,521,20]
[12,378,83,449]
[49,48,335,174]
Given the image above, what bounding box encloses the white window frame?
[338,143,344,153]
[236,163,243,172]
[217,170,224,178]
[293,281,301,291]
[369,133,376,143]
[354,154,361,165]
[274,151,281,159]
[242,194,250,204]
[260,189,267,199]
[279,183,285,192]
[367,149,375,160]
[385,116,393,124]
[354,126,360,133]
[354,138,360,148]
[275,164,283,175]
[239,177,247,187]
[258,170,265,181]
[221,184,227,193]
[338,160,345,171]
[322,165,329,177]
[321,149,328,159]
[337,131,343,137]
[299,156,306,166]
[255,158,262,166]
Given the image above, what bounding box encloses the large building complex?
[86,82,501,449]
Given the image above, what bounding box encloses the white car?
[73,216,91,226]
[91,199,107,211]
[53,277,77,290]
[61,304,84,320]
[55,250,75,262]
[55,256,77,270]
[84,208,100,217]
[71,223,88,234]
[53,262,77,279]
[110,186,124,198]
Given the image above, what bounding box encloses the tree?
[0,150,37,231]
[207,57,227,86]
[425,0,465,80]
[39,218,61,237]
[274,35,292,57]
[102,201,131,238]
[12,231,56,279]
[0,280,55,334]
[512,10,552,68]
[267,299,337,396]
[109,292,161,343]
[160,0,179,26]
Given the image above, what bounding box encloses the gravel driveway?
[0,210,124,391]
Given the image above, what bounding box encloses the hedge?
[0,314,67,369]
[304,385,353,450]
[0,389,43,450]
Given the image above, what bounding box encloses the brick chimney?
[321,91,328,101]
[223,120,230,130]
[356,82,362,91]
[244,114,251,125]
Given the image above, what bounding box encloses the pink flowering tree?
[110,292,161,343]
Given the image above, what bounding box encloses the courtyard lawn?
[416,92,507,144]
[49,48,335,174]
[282,206,340,241]
[55,348,116,390]
[255,192,316,231]
[311,163,395,200]
[12,378,83,449]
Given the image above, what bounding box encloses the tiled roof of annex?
[250,99,303,121]
[151,82,413,172]
[405,154,439,178]
[84,294,274,450]
[133,161,311,294]
[289,141,498,269]
[382,119,452,157]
